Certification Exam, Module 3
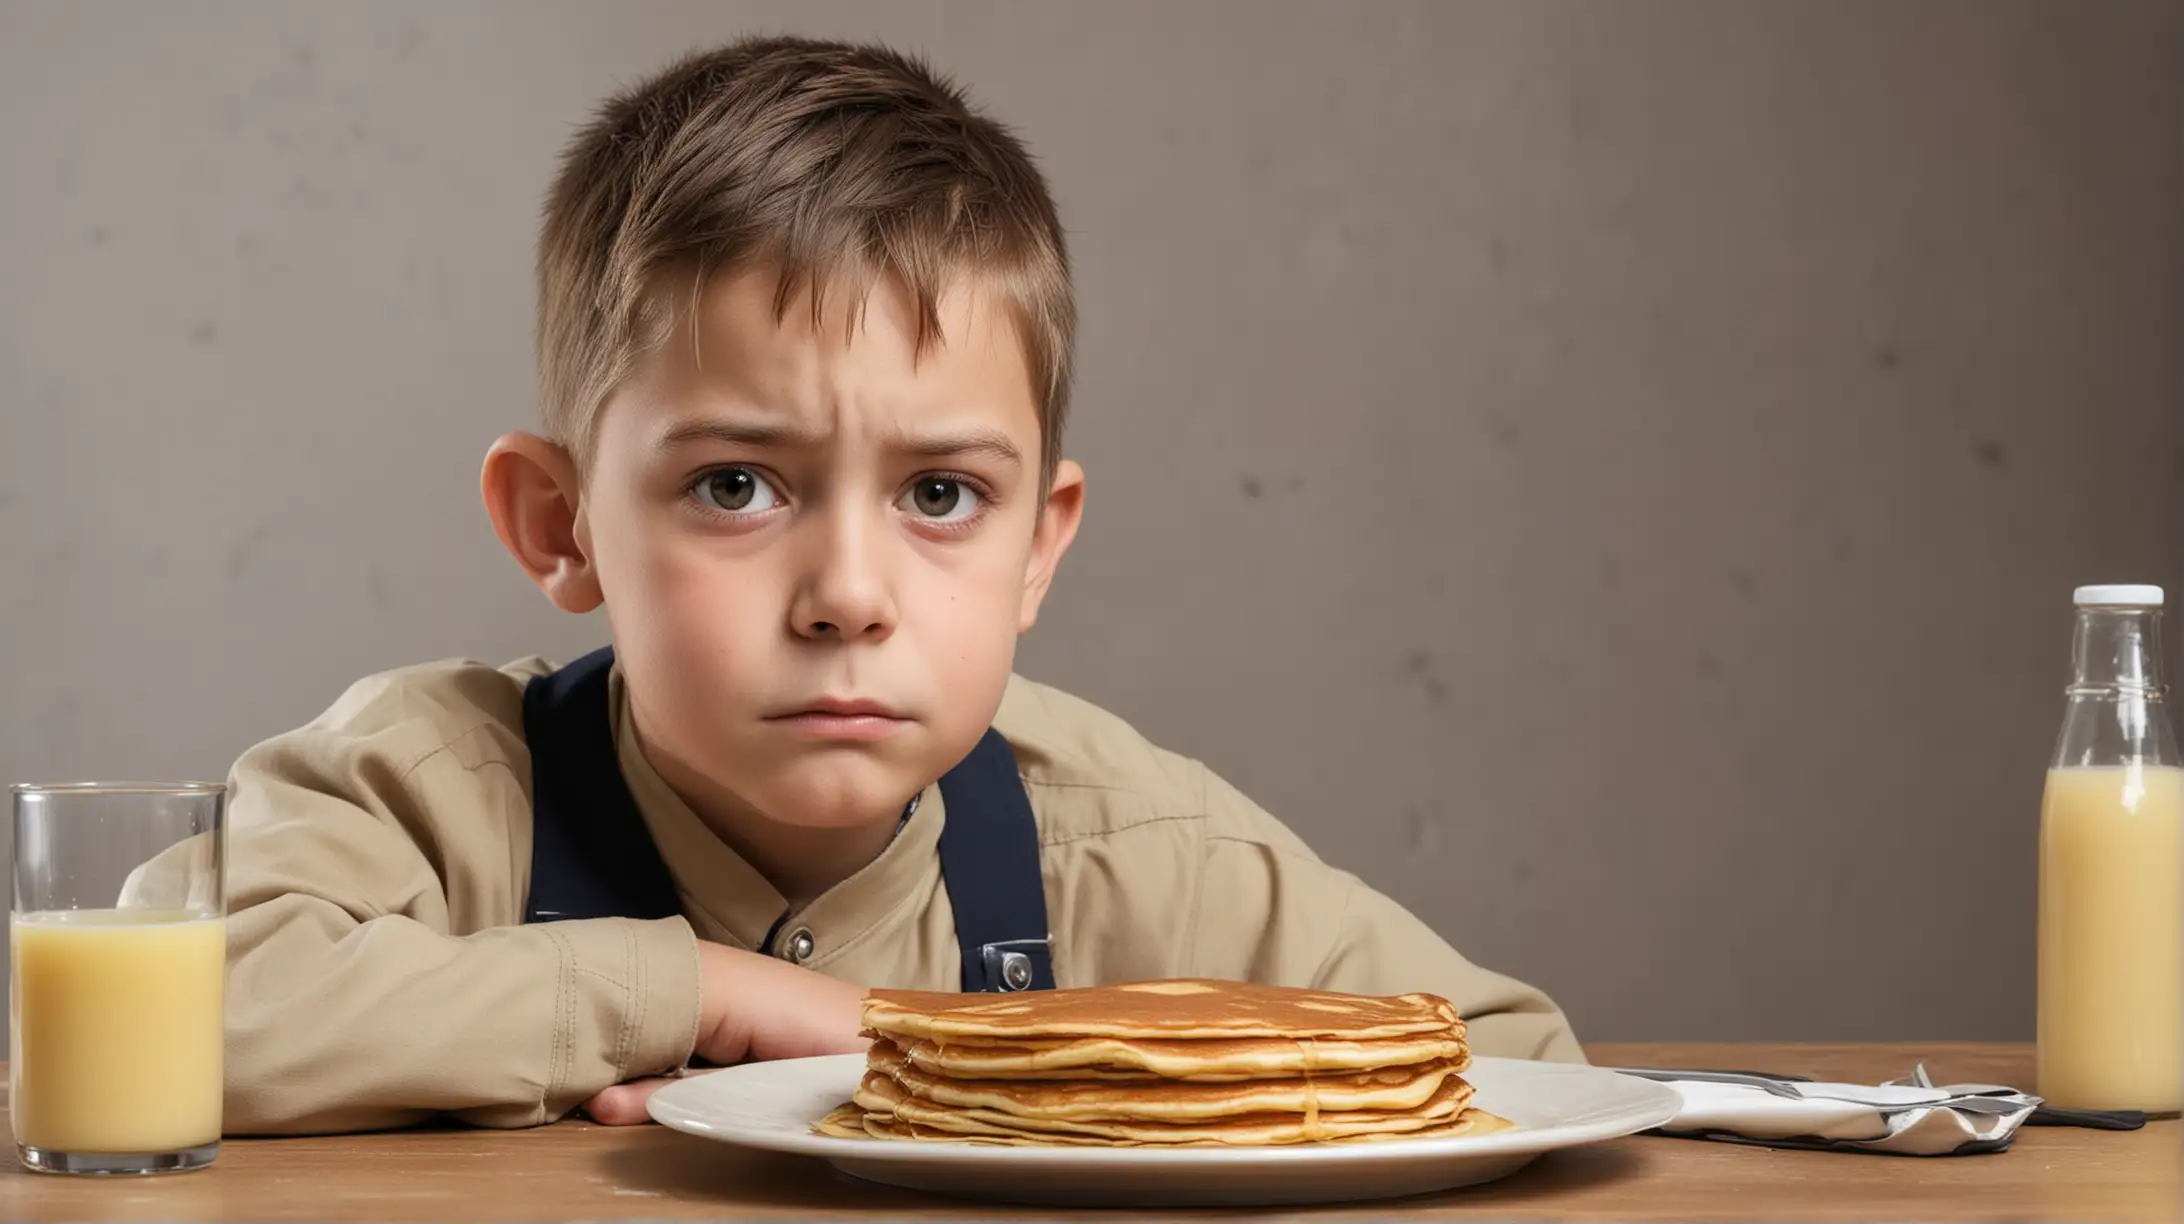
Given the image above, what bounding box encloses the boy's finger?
[582,1066,727,1124]
[581,1077,672,1125]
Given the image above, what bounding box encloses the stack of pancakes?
[816,979,1510,1146]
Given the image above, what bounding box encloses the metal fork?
[1613,1064,2142,1129]
[1884,1062,2143,1131]
[1610,1066,2034,1115]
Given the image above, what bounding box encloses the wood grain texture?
[1,1045,2175,1220]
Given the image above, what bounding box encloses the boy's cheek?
[909,576,1021,663]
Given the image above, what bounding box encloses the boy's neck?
[691,799,903,912]
[626,715,909,909]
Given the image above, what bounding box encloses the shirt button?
[782,927,816,965]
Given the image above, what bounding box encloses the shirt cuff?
[543,915,702,1117]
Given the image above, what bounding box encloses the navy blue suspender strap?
[521,647,680,923]
[520,646,1053,993]
[938,728,1056,993]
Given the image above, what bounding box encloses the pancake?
[868,1043,1465,1121]
[832,1099,1512,1146]
[887,1031,1470,1081]
[850,1071,1484,1145]
[864,979,1457,1043]
[814,1101,873,1140]
[817,978,1509,1149]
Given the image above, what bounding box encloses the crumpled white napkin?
[1626,1071,2041,1155]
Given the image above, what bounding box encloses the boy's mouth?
[765,698,912,742]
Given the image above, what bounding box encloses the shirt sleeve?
[198,673,702,1133]
[1181,769,1584,1064]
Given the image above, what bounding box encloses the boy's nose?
[788,513,897,643]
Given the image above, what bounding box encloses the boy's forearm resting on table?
[223,898,698,1134]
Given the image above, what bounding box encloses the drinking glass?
[11,782,226,1174]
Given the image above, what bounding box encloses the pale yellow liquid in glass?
[2036,766,2184,1113]
[9,910,225,1153]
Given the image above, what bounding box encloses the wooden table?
[1,1044,2174,1220]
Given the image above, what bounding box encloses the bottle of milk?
[2036,584,2184,1114]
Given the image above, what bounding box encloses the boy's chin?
[756,763,932,830]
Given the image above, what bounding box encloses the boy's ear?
[481,432,603,614]
[1019,459,1085,632]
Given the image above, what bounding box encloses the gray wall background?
[3,0,2180,1044]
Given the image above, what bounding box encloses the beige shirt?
[212,657,1580,1134]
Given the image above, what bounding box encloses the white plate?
[648,1054,1681,1208]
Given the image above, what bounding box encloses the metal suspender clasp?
[978,937,1051,993]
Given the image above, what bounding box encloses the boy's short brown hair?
[538,36,1074,479]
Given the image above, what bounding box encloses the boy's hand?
[581,940,868,1125]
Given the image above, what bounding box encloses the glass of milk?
[10,782,226,1174]
[2036,585,2184,1115]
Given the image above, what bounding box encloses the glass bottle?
[2036,584,2183,1113]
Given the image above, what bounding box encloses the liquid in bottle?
[2035,584,2184,1114]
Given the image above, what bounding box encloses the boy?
[212,36,1578,1135]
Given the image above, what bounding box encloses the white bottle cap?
[2073,584,2165,607]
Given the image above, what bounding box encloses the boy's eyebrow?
[655,418,1024,468]
[884,426,1024,468]
[655,419,814,452]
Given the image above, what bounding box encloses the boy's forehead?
[619,263,1039,443]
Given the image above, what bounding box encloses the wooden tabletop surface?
[1,1043,2175,1221]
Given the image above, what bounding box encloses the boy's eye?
[900,478,982,523]
[692,466,782,514]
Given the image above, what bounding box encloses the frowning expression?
[579,264,1074,831]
